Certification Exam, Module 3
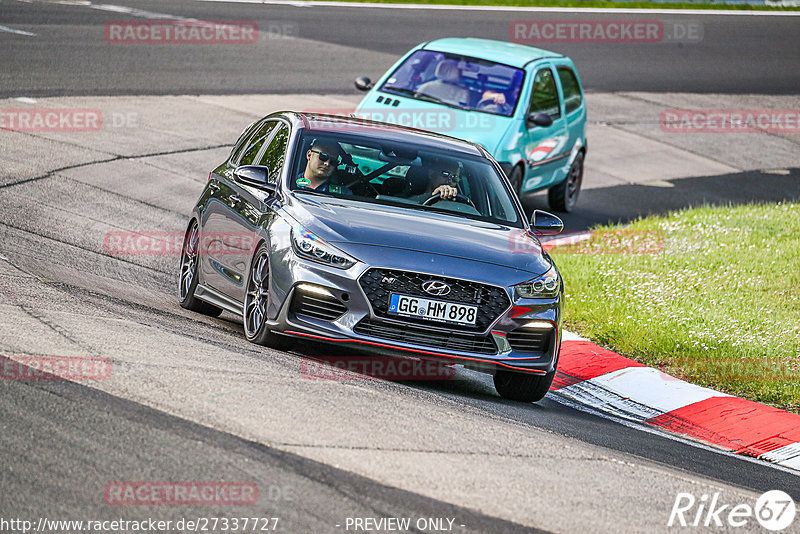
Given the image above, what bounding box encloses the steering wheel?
[422,193,476,208]
[476,97,510,114]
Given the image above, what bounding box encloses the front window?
[238,121,277,166]
[290,132,521,226]
[379,50,525,118]
[528,68,561,120]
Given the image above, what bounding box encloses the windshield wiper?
[382,87,417,97]
[413,92,469,111]
[383,87,469,111]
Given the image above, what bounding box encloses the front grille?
[358,268,511,332]
[354,319,498,355]
[291,291,347,321]
[506,328,552,353]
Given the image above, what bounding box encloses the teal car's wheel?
[179,220,223,317]
[243,243,295,350]
[547,152,583,213]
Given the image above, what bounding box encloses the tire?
[178,220,223,317]
[243,243,295,350]
[493,369,555,403]
[547,151,584,213]
[508,164,524,198]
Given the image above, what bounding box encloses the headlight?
[514,265,560,299]
[291,224,357,269]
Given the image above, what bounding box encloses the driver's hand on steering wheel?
[431,184,457,200]
[482,90,506,106]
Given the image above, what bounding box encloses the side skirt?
[195,284,244,316]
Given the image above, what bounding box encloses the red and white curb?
[551,331,800,472]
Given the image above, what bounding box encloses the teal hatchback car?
[354,38,587,212]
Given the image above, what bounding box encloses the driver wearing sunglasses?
[424,159,460,201]
[404,157,460,203]
[297,138,352,195]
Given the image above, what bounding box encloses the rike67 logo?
[668,490,796,531]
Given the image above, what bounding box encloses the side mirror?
[354,76,373,91]
[530,210,563,235]
[526,112,553,128]
[233,165,276,194]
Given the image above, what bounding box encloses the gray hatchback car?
[179,112,565,402]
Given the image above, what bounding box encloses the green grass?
[329,0,799,11]
[550,202,800,412]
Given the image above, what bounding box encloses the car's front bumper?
[265,256,562,375]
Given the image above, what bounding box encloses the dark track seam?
[0,144,229,190]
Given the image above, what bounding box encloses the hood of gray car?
[287,194,552,277]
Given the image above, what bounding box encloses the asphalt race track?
[1,1,799,533]
[1,0,800,96]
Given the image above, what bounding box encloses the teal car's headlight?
[291,225,357,269]
[514,265,560,299]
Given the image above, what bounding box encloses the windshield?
[379,50,525,117]
[290,131,521,226]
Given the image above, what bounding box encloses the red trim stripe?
[284,330,547,374]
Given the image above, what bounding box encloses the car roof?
[422,38,563,69]
[286,112,486,156]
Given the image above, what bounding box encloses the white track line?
[197,0,800,16]
[0,24,37,36]
[761,443,800,469]
[16,0,204,22]
[87,3,200,21]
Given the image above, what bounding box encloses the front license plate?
[388,293,477,326]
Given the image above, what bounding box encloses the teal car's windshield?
[290,132,522,227]
[379,50,525,117]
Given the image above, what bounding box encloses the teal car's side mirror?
[526,113,553,128]
[355,77,373,91]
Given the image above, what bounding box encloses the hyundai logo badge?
[422,280,451,296]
